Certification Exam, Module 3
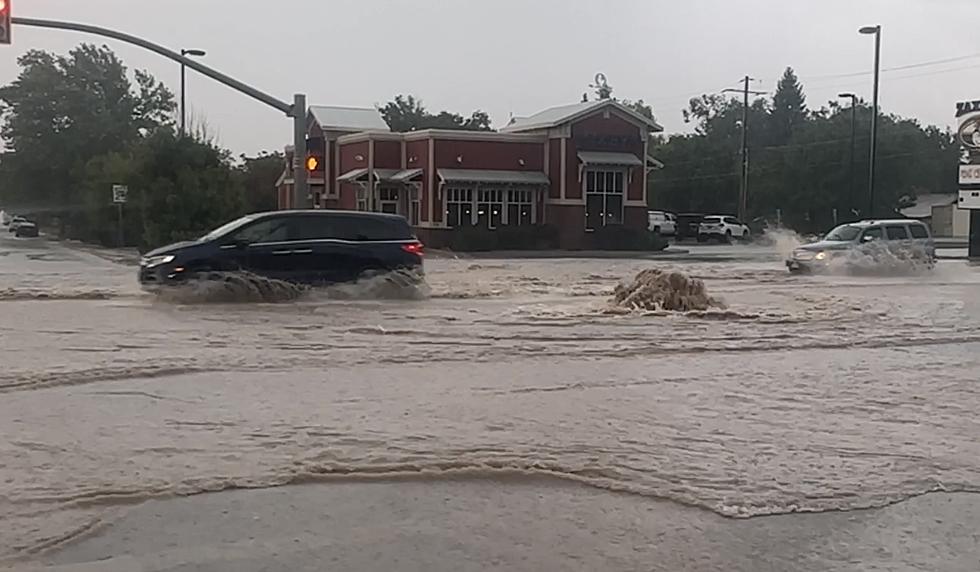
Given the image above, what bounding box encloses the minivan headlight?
[142,254,175,268]
[814,251,827,261]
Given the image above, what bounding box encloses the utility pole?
[723,77,766,222]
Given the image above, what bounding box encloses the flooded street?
[2,235,980,570]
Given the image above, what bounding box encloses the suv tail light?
[401,241,424,256]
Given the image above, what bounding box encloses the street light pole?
[180,48,206,137]
[838,93,858,215]
[860,25,881,218]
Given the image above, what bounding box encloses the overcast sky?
[2,0,978,154]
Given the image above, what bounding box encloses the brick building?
[276,99,663,248]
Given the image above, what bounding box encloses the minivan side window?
[329,215,413,241]
[885,225,909,240]
[229,217,290,244]
[909,224,929,239]
[861,227,883,242]
[287,215,333,241]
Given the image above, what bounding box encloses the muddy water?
[2,237,980,563]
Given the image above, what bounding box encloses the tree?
[650,68,956,233]
[770,67,808,143]
[236,152,284,214]
[378,95,492,132]
[0,44,175,234]
[622,99,656,122]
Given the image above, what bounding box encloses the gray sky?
[2,0,978,154]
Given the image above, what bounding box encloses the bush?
[591,225,668,251]
[447,224,562,251]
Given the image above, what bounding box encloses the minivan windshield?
[199,215,256,242]
[824,224,861,242]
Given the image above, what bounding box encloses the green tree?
[379,95,492,132]
[770,67,808,143]
[236,151,284,214]
[0,44,175,234]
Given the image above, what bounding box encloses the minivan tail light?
[402,241,424,256]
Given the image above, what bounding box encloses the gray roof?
[309,105,389,132]
[502,99,663,133]
[578,151,643,167]
[438,169,549,185]
[899,193,957,218]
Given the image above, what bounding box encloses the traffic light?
[305,155,320,172]
[0,0,11,46]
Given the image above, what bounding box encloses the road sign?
[112,184,128,204]
[0,0,11,46]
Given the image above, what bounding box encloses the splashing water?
[152,269,430,304]
[609,268,723,312]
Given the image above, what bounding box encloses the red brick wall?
[374,140,401,168]
[548,139,562,199]
[405,140,429,222]
[569,112,645,201]
[337,141,369,210]
[433,139,543,171]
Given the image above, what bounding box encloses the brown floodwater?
[1,236,979,566]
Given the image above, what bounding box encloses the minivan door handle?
[290,248,313,254]
[271,249,293,255]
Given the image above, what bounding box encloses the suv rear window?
[885,225,909,240]
[909,224,929,239]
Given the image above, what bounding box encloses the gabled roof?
[308,105,389,133]
[502,99,663,133]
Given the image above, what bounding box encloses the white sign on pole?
[112,185,128,204]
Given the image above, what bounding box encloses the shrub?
[447,224,562,251]
[591,225,668,251]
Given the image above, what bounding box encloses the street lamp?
[838,93,858,216]
[180,48,207,136]
[859,25,881,218]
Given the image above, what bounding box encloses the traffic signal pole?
[10,16,309,207]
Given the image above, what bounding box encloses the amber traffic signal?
[0,0,11,46]
[305,155,320,172]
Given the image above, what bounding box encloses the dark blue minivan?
[139,210,423,288]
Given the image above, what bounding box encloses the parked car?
[14,221,39,238]
[675,213,706,241]
[647,210,676,236]
[139,210,424,289]
[786,219,935,273]
[697,215,751,243]
[8,215,28,232]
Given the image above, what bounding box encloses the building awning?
[438,169,549,186]
[390,168,423,182]
[646,155,665,170]
[337,168,425,184]
[336,168,369,183]
[577,151,643,167]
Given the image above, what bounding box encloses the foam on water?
[151,269,429,304]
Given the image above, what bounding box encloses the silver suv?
[787,219,935,273]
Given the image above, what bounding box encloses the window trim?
[584,168,626,231]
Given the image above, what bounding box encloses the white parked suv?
[647,210,676,236]
[698,215,750,243]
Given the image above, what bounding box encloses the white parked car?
[647,210,676,236]
[697,215,751,243]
